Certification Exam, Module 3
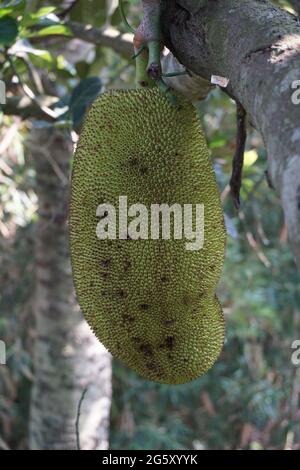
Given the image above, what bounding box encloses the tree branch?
[3,96,56,121]
[75,387,88,451]
[67,22,134,59]
[4,19,212,120]
[66,21,211,98]
[162,0,300,267]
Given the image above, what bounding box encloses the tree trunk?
[28,127,112,450]
[162,0,300,267]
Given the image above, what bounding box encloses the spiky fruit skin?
[70,88,226,384]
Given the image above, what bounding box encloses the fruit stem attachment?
[135,47,155,89]
[134,0,178,103]
[119,0,178,102]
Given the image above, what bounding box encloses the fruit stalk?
[134,0,163,82]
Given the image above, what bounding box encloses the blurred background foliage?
[0,0,300,450]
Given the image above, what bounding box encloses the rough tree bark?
[161,0,300,267]
[28,127,112,450]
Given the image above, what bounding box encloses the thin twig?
[26,140,69,184]
[57,0,80,19]
[6,54,57,120]
[240,173,265,209]
[75,387,88,451]
[17,54,44,95]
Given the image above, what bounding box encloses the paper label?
[211,75,229,88]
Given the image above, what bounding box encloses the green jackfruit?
[70,88,226,384]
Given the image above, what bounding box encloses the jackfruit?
[70,88,226,384]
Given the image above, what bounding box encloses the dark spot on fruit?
[168,354,172,360]
[118,289,127,298]
[146,361,155,370]
[140,303,150,311]
[129,157,139,166]
[132,337,141,343]
[161,275,168,283]
[184,358,188,363]
[164,319,174,327]
[140,343,153,356]
[166,336,175,350]
[101,258,111,268]
[89,281,94,287]
[100,272,109,279]
[140,166,148,175]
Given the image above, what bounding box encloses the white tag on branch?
[211,75,229,88]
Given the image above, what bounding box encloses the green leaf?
[69,77,102,128]
[8,40,54,66]
[0,0,26,19]
[27,24,72,38]
[0,16,18,46]
[30,6,57,18]
[244,149,259,167]
[110,6,123,27]
[21,6,57,28]
[209,135,227,149]
[28,50,53,67]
